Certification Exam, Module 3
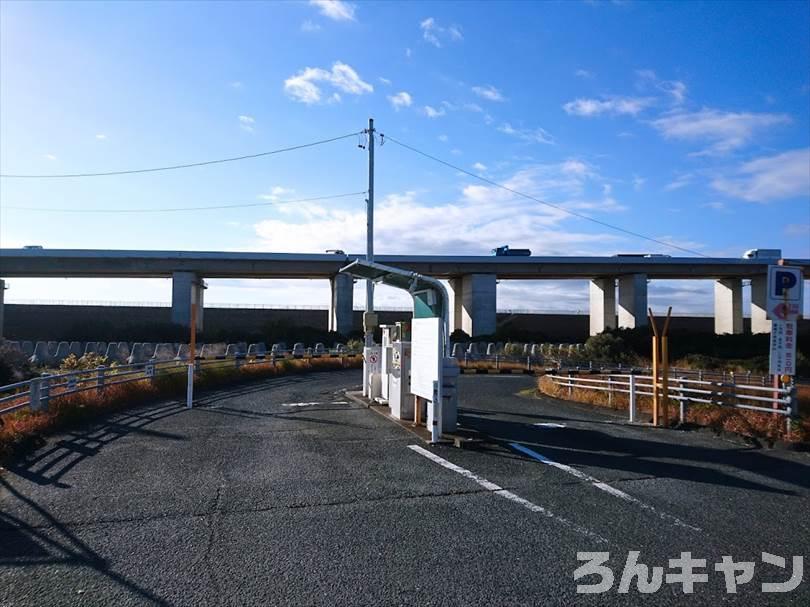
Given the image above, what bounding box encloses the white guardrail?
[545,373,799,431]
[0,351,361,417]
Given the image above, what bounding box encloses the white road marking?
[533,422,566,428]
[509,442,701,532]
[407,444,607,543]
[281,401,350,407]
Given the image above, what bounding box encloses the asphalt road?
[1,371,808,606]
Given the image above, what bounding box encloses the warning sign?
[769,320,797,376]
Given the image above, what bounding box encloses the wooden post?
[649,308,660,426]
[661,307,672,427]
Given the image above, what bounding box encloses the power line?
[1,191,366,213]
[383,134,708,258]
[0,132,362,179]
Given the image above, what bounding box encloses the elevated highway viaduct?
[1,248,808,338]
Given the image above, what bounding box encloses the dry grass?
[0,355,362,463]
[537,375,810,445]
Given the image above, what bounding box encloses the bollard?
[628,374,636,423]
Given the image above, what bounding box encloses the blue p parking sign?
[766,266,803,321]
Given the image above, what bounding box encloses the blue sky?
[1,0,808,313]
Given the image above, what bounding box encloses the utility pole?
[364,117,375,347]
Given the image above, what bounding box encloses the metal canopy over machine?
[340,259,455,441]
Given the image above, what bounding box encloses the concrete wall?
[3,303,808,342]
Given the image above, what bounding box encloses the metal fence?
[544,373,798,430]
[0,351,361,418]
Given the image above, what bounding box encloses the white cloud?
[463,102,483,113]
[438,134,449,142]
[650,108,791,155]
[238,115,255,132]
[575,69,594,79]
[229,81,243,89]
[258,186,295,201]
[563,96,654,117]
[405,47,412,58]
[419,17,463,47]
[472,85,505,102]
[664,173,693,191]
[632,175,645,191]
[95,133,107,140]
[309,0,355,22]
[301,20,322,32]
[472,162,487,172]
[785,223,810,237]
[711,148,810,202]
[498,123,555,145]
[44,154,57,161]
[450,148,462,156]
[422,105,446,118]
[387,91,413,110]
[378,77,392,86]
[702,201,728,212]
[636,69,687,104]
[253,170,623,259]
[283,61,373,104]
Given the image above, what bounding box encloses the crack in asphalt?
[0,486,503,536]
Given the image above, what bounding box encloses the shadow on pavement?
[460,411,810,495]
[0,477,171,606]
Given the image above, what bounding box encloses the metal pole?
[187,301,197,409]
[365,117,375,348]
[628,374,636,422]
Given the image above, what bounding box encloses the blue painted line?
[510,442,552,463]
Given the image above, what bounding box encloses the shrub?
[59,353,109,372]
[346,338,364,352]
[0,341,35,385]
[584,332,637,364]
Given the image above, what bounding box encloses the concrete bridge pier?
[750,274,771,334]
[171,271,205,331]
[450,274,496,337]
[714,278,743,335]
[618,274,648,329]
[589,278,617,336]
[329,273,354,336]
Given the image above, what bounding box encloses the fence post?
[145,362,155,384]
[607,376,613,406]
[567,371,573,398]
[40,374,51,412]
[787,384,799,435]
[67,373,77,393]
[678,376,687,424]
[628,374,636,423]
[29,377,42,411]
[495,355,499,370]
[96,366,106,395]
[526,355,531,372]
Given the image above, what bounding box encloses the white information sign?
[766,266,804,321]
[410,317,440,400]
[769,320,797,376]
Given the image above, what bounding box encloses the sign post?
[766,265,802,415]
